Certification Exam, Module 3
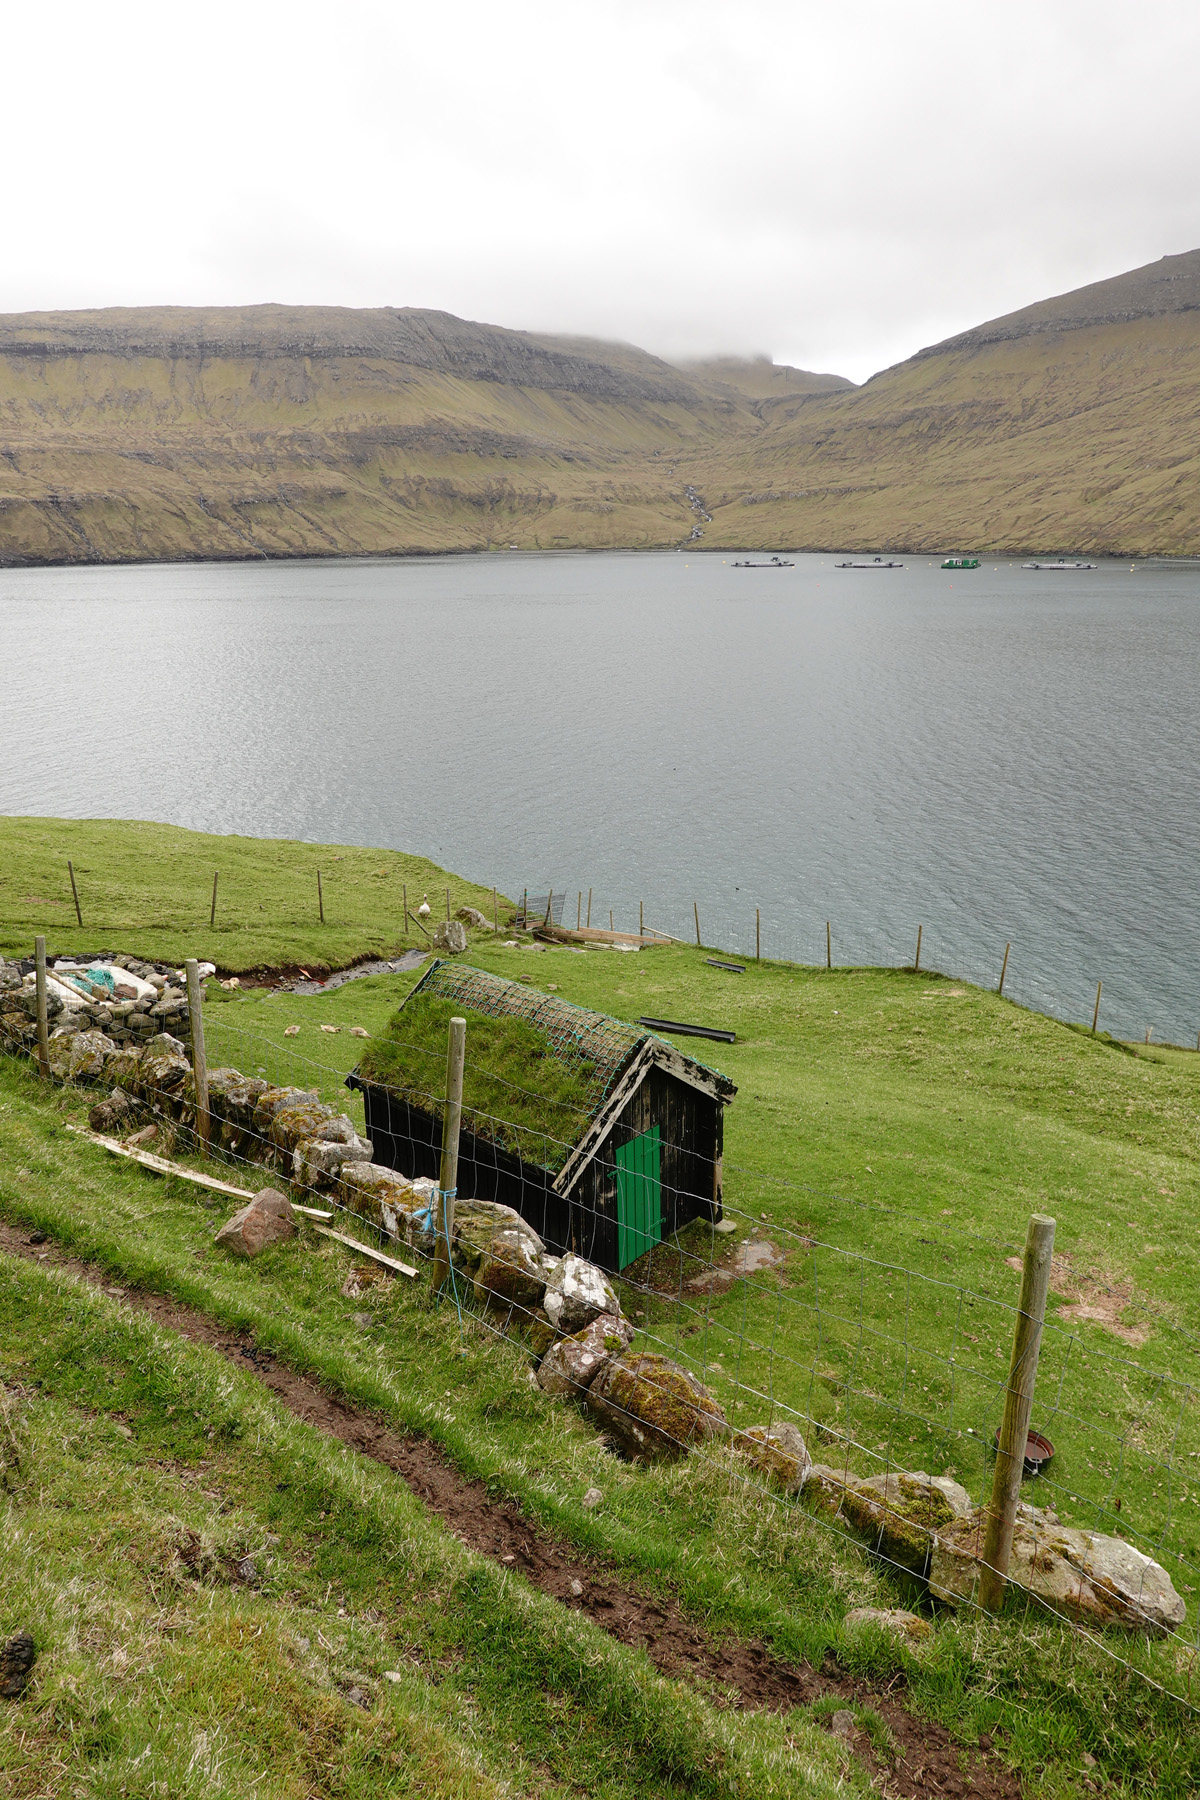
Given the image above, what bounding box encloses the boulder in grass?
[930,1507,1187,1634]
[88,1088,137,1135]
[733,1420,813,1495]
[138,1050,193,1102]
[587,1352,727,1463]
[432,918,468,954]
[844,1606,932,1644]
[214,1189,295,1258]
[537,1313,634,1397]
[472,1227,557,1315]
[456,906,494,930]
[543,1253,620,1335]
[0,1631,36,1699]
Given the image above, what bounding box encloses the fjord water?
[3,549,1199,1043]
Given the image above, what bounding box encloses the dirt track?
[0,1217,1019,1800]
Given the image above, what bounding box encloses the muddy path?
[0,1218,1019,1800]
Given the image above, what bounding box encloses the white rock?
[543,1254,620,1335]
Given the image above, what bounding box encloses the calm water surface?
[3,549,1199,1042]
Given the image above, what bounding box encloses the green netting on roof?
[413,961,646,1116]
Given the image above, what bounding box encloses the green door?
[615,1126,662,1269]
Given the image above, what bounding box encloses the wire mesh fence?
[6,964,1200,1711]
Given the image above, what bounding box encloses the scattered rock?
[843,1606,932,1643]
[830,1708,856,1742]
[733,1420,812,1494]
[214,1189,296,1258]
[537,1314,635,1397]
[456,906,493,930]
[543,1253,620,1335]
[432,918,468,954]
[569,1578,584,1597]
[345,1684,371,1709]
[930,1508,1187,1633]
[145,1032,188,1058]
[0,1632,36,1699]
[581,1486,603,1510]
[588,1352,727,1463]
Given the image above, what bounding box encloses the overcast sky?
[7,0,1200,383]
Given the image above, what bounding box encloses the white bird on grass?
[417,894,431,918]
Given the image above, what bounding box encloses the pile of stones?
[0,954,192,1049]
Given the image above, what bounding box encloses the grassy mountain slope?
[0,306,758,563]
[3,252,1200,562]
[696,250,1200,556]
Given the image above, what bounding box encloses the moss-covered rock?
[268,1100,340,1158]
[251,1087,321,1139]
[732,1420,812,1495]
[335,1162,427,1240]
[802,1466,967,1577]
[451,1199,545,1275]
[48,1028,116,1083]
[587,1353,727,1463]
[472,1227,556,1317]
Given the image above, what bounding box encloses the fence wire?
[7,985,1200,1715]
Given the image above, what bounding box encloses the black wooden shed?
[346,960,736,1274]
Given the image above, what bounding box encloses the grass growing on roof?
[357,992,602,1172]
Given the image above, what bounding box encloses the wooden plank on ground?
[313,1225,418,1278]
[65,1124,255,1200]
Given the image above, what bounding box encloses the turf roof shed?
[347,960,736,1273]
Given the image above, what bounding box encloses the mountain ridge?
[1,250,1198,563]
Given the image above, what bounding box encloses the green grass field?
[5,817,1200,1795]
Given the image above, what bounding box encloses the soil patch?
[1006,1252,1149,1346]
[0,1218,1019,1800]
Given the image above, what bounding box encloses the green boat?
[941,556,980,570]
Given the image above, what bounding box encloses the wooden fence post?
[494,887,500,933]
[317,869,324,924]
[609,910,614,931]
[1092,981,1102,1033]
[756,908,761,962]
[640,900,644,937]
[577,892,582,930]
[997,941,1010,996]
[433,1016,466,1292]
[67,861,83,928]
[402,883,408,940]
[914,924,922,972]
[446,887,451,921]
[210,871,219,929]
[978,1212,1055,1611]
[34,936,50,1079]
[185,959,211,1150]
[694,901,701,948]
[826,921,831,970]
[586,888,592,929]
